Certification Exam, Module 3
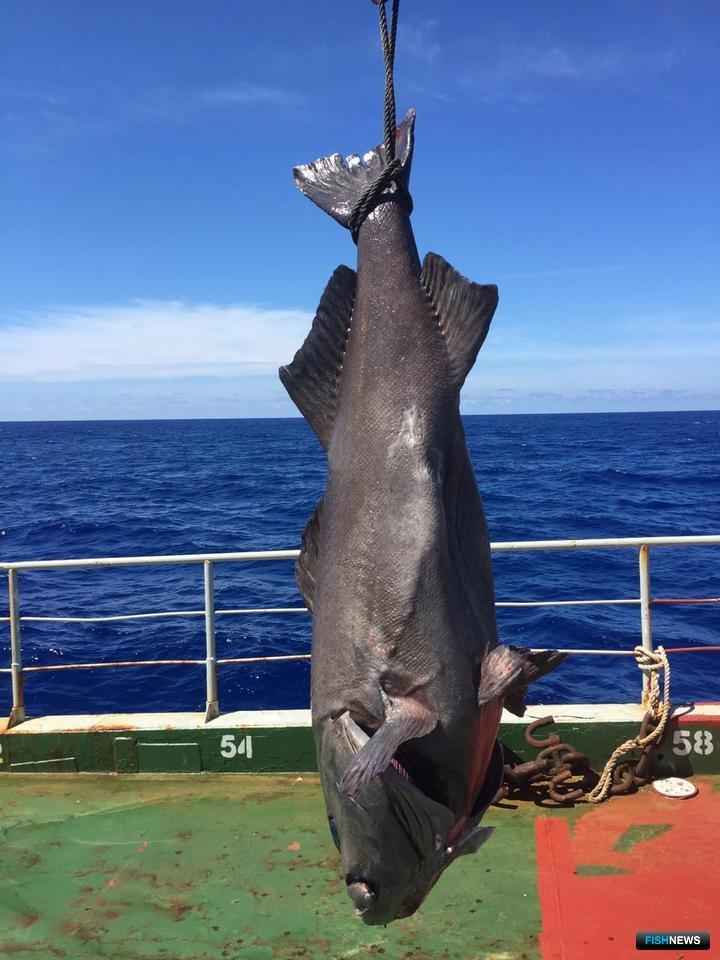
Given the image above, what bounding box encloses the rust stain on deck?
[0,772,715,960]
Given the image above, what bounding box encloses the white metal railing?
[1,534,719,727]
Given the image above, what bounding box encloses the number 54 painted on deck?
[220,734,253,759]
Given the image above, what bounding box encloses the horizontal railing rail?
[2,534,719,726]
[4,596,720,627]
[3,534,720,574]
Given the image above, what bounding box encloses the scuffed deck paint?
[0,773,547,960]
[0,773,716,960]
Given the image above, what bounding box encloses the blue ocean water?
[0,411,718,717]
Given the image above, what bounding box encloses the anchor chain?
[497,647,672,805]
[499,717,596,804]
[499,709,663,805]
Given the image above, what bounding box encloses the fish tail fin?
[293,109,415,229]
[478,645,567,717]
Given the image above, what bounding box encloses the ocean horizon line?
[1,407,719,425]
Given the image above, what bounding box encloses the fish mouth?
[338,712,498,855]
[347,879,376,917]
[338,712,453,828]
[388,754,414,783]
[333,713,497,923]
[341,712,420,785]
[336,713,474,924]
[340,711,446,808]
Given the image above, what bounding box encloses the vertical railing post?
[638,544,653,707]
[8,568,26,728]
[203,560,219,721]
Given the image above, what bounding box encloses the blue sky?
[1,0,718,419]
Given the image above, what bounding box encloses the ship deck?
[0,772,717,960]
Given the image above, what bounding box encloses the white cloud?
[197,85,304,108]
[456,40,683,105]
[0,301,313,382]
[464,316,720,412]
[479,330,720,371]
[0,81,305,147]
[498,265,628,280]
[401,19,443,64]
[135,84,306,123]
[1,299,717,419]
[396,29,684,108]
[521,44,681,83]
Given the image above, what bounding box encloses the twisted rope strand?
[378,0,399,160]
[587,646,671,803]
[349,0,411,243]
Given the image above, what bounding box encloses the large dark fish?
[281,111,565,924]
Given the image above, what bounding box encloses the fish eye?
[328,817,341,851]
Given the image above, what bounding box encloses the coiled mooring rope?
[587,645,671,803]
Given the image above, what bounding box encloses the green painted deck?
[0,774,717,960]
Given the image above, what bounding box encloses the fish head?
[316,711,496,925]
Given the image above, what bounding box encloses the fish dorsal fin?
[279,265,356,448]
[420,252,498,388]
[296,498,323,615]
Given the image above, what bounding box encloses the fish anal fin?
[340,697,437,798]
[295,498,323,615]
[478,645,567,717]
[279,265,356,448]
[420,252,498,388]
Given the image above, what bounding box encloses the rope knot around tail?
[348,0,413,244]
[587,645,671,803]
[347,159,413,243]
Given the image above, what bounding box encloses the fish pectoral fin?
[478,646,567,717]
[279,265,356,448]
[296,498,323,615]
[340,698,437,798]
[420,252,498,388]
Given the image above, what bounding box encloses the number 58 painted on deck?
[672,730,713,756]
[220,734,254,759]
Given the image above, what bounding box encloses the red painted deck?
[536,776,719,960]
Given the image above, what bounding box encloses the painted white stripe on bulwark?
[5,703,720,736]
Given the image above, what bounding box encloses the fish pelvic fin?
[340,697,437,798]
[279,265,356,448]
[295,497,323,615]
[293,110,415,228]
[447,825,495,860]
[478,645,567,717]
[420,253,498,389]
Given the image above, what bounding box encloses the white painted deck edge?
[6,702,720,734]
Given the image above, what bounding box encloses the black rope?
[348,0,412,243]
[379,0,398,161]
